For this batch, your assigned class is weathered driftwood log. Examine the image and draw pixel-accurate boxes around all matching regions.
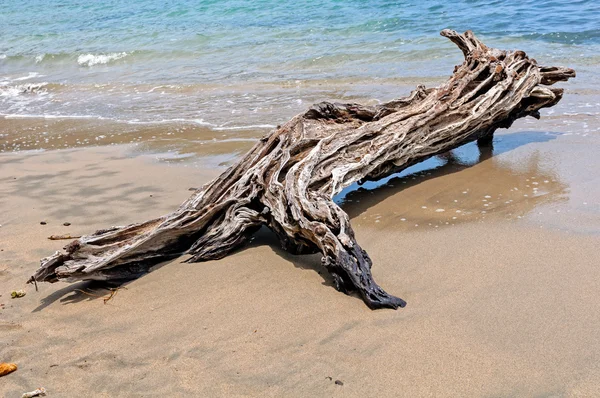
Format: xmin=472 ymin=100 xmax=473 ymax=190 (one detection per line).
xmin=30 ymin=30 xmax=575 ymax=309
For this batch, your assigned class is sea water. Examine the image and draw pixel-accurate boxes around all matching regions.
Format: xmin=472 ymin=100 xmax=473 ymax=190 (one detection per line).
xmin=1 ymin=0 xmax=599 ymax=130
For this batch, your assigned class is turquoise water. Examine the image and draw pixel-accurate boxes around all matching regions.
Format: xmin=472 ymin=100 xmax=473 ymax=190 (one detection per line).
xmin=1 ymin=0 xmax=599 ymax=128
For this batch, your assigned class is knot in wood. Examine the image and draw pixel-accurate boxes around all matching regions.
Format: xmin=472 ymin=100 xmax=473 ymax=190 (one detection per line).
xmin=65 ymin=240 xmax=81 ymax=253
xmin=314 ymin=225 xmax=328 ymax=237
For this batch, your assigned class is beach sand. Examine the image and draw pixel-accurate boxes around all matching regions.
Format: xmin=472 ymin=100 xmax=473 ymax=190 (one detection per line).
xmin=1 ymin=116 xmax=600 ymax=396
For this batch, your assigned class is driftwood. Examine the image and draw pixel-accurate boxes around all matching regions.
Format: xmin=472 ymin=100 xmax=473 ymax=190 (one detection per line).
xmin=30 ymin=30 xmax=575 ymax=309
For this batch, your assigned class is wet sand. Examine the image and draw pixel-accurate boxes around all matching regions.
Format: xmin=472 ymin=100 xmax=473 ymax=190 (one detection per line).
xmin=1 ymin=115 xmax=600 ymax=396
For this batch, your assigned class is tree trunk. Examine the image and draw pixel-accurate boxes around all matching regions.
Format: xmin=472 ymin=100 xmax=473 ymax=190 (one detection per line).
xmin=30 ymin=30 xmax=575 ymax=309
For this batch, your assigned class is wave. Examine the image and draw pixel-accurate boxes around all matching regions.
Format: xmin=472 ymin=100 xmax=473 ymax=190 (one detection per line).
xmin=12 ymin=72 xmax=44 ymax=81
xmin=0 ymin=82 xmax=48 ymax=98
xmin=0 ymin=112 xmax=276 ymax=131
xmin=77 ymin=52 xmax=129 ymax=66
xmin=0 ymin=51 xmax=130 ymax=67
xmin=1 ymin=113 xmax=100 ymax=119
xmin=125 ymin=118 xmax=275 ymax=130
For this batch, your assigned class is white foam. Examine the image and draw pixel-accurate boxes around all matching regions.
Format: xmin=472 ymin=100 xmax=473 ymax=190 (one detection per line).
xmin=0 ymin=82 xmax=48 ymax=98
xmin=125 ymin=118 xmax=218 ymax=127
xmin=1 ymin=113 xmax=99 ymax=120
xmin=193 ymin=119 xmax=214 ymax=126
xmin=77 ymin=52 xmax=128 ymax=66
xmin=213 ymin=124 xmax=276 ymax=131
xmin=13 ymin=72 xmax=43 ymax=81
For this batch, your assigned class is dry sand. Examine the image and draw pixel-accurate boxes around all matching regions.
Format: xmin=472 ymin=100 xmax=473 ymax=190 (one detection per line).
xmin=1 ymin=116 xmax=600 ymax=396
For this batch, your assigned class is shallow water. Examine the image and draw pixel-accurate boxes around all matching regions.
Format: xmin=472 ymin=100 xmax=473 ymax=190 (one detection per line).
xmin=1 ymin=0 xmax=599 ymax=128
xmin=1 ymin=0 xmax=599 ymax=233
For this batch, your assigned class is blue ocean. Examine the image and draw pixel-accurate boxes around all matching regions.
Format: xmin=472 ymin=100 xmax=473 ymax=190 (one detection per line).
xmin=1 ymin=0 xmax=598 ymax=129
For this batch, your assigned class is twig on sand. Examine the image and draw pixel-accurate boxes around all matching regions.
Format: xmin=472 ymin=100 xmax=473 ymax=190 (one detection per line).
xmin=74 ymin=287 xmax=127 ymax=304
xmin=103 ymin=287 xmax=127 ymax=304
xmin=48 ymin=234 xmax=82 ymax=240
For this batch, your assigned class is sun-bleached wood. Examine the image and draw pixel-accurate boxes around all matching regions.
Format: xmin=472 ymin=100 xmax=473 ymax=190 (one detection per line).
xmin=30 ymin=30 xmax=575 ymax=309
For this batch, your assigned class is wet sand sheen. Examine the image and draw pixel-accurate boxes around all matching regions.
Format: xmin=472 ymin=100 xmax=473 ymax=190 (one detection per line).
xmin=0 ymin=117 xmax=261 ymax=163
xmin=1 ymin=121 xmax=599 ymax=396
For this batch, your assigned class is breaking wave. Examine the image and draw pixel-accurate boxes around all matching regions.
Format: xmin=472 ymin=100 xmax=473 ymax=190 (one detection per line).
xmin=77 ymin=52 xmax=128 ymax=67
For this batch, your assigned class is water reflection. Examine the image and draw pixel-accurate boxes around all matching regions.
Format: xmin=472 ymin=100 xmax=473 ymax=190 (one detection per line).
xmin=336 ymin=132 xmax=568 ymax=229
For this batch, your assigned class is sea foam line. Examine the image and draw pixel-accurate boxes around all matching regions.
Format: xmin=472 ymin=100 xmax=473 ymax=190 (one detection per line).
xmin=0 ymin=114 xmax=275 ymax=131
xmin=213 ymin=124 xmax=276 ymax=131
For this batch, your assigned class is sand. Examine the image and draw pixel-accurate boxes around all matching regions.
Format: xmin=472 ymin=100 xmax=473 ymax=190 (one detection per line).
xmin=1 ymin=114 xmax=600 ymax=396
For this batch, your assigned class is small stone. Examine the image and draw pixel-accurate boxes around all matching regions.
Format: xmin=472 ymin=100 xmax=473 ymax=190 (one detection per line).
xmin=63 ymin=222 xmax=71 ymax=226
xmin=40 ymin=221 xmax=47 ymax=225
xmin=335 ymin=380 xmax=344 ymax=386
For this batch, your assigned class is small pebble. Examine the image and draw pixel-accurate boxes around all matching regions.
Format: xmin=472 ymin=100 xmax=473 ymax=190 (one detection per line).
xmin=40 ymin=221 xmax=47 ymax=225
xmin=63 ymin=222 xmax=71 ymax=226
xmin=335 ymin=380 xmax=344 ymax=386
